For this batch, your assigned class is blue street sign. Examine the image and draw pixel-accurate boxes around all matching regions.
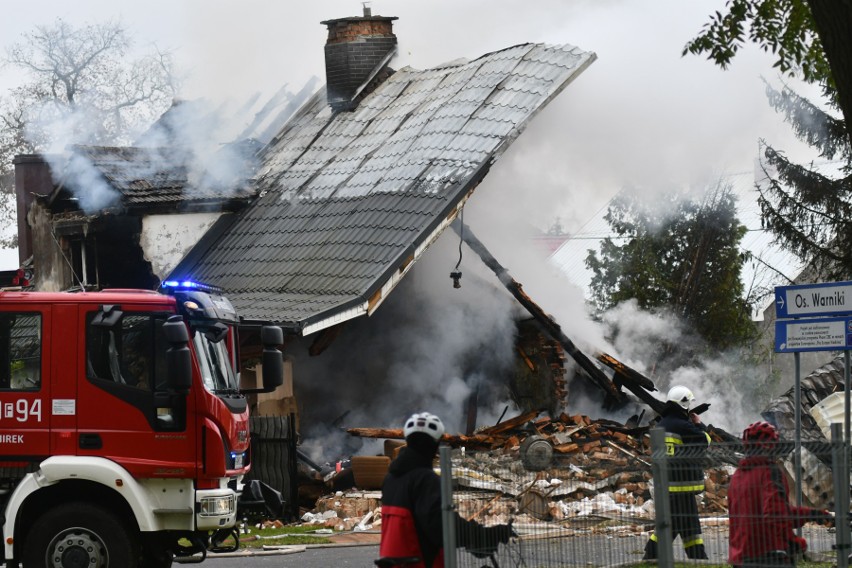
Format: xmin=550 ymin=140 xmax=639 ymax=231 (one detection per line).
xmin=775 ymin=316 xmax=852 ymax=353
xmin=775 ymin=281 xmax=852 ymax=318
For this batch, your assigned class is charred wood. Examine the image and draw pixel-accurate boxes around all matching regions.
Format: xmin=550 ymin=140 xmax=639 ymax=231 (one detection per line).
xmin=477 ymin=409 xmax=542 ymax=435
xmin=346 ymin=410 xmax=653 ymax=455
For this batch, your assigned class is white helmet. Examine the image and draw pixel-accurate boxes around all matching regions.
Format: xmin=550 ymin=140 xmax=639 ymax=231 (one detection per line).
xmin=403 ymin=412 xmax=445 ymax=441
xmin=667 ymin=385 xmax=695 ymax=410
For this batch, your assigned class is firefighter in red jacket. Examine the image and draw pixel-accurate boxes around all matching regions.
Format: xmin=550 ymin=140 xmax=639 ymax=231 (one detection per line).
xmin=379 ymin=412 xmax=513 ymax=568
xmin=644 ymin=385 xmax=711 ymax=560
xmin=728 ymin=421 xmax=833 ymax=567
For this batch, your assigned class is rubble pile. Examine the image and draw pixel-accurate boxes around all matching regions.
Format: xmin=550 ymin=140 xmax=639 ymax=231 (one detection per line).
xmin=308 ymin=491 xmax=382 ymax=531
xmin=306 ymin=410 xmax=737 ymax=535
xmin=450 ymin=444 xmax=732 ymax=527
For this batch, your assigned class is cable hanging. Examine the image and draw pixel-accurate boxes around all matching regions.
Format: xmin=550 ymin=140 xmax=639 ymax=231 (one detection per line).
xmin=450 ymin=208 xmax=463 ymax=288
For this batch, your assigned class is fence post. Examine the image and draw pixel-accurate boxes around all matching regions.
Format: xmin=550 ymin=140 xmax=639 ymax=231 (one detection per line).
xmin=832 ymin=423 xmax=850 ymax=568
xmin=440 ymin=445 xmax=458 ymax=568
xmin=650 ymin=427 xmax=674 ymax=568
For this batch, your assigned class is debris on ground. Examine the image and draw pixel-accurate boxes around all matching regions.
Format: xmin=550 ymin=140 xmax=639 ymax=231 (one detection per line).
xmin=295 ymin=410 xmax=739 ymax=536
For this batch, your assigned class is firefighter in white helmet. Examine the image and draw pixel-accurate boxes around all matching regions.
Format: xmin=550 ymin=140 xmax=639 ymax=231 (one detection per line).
xmin=378 ymin=412 xmax=513 ymax=567
xmin=644 ymin=385 xmax=711 ymax=560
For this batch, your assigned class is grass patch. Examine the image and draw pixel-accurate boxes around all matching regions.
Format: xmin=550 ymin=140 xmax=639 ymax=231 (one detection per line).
xmin=223 ymin=524 xmax=336 ymax=549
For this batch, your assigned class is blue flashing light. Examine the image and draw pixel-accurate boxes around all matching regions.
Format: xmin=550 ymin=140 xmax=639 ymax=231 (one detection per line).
xmin=163 ymin=279 xmax=199 ymax=288
xmin=160 ymin=279 xmax=221 ymax=294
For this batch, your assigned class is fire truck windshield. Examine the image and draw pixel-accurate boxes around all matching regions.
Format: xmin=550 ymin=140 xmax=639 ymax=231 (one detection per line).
xmin=192 ymin=330 xmax=238 ymax=393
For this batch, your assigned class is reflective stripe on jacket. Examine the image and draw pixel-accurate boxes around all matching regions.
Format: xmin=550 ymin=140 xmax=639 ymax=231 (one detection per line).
xmin=658 ymin=407 xmax=710 ymax=494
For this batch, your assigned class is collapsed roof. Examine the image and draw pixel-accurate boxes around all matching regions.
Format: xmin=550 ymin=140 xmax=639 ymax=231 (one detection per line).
xmin=762 ymin=354 xmax=846 ymax=441
xmin=171 ymin=42 xmax=596 ymax=332
xmin=53 ymin=145 xmax=256 ymax=214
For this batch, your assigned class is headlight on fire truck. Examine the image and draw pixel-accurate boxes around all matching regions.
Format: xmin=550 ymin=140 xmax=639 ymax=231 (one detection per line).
xmin=199 ymin=494 xmax=235 ymax=517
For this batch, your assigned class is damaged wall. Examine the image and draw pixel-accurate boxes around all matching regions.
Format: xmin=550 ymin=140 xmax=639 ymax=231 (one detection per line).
xmin=140 ymin=212 xmax=222 ymax=281
xmin=29 ymin=201 xmax=160 ymax=292
xmin=28 ymin=201 xmax=73 ymax=292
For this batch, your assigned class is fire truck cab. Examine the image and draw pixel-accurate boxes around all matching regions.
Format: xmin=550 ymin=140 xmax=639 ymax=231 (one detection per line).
xmin=0 ymin=282 xmax=283 ymax=567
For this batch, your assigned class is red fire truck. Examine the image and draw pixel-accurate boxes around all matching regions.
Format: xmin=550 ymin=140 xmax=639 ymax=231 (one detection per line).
xmin=0 ymin=281 xmax=283 ymax=567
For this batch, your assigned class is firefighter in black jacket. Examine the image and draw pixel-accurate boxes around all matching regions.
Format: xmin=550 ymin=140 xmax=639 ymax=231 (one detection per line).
xmin=379 ymin=412 xmax=513 ymax=568
xmin=643 ymin=385 xmax=711 ymax=560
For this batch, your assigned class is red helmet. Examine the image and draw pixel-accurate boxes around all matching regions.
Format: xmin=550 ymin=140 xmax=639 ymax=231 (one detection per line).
xmin=743 ymin=421 xmax=779 ymax=449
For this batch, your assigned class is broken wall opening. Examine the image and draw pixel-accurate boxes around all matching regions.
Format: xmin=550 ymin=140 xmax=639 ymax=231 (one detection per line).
xmin=28 ymin=196 xmax=158 ymax=292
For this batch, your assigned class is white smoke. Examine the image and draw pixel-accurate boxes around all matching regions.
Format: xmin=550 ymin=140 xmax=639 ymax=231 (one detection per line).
xmin=599 ymin=298 xmax=765 ymax=432
xmin=24 ymin=101 xmax=121 ymax=213
xmin=293 ymin=232 xmax=520 ymax=462
xmin=668 ymin=357 xmax=762 ymax=434
xmin=23 ymin=82 xmax=319 ymax=215
xmin=451 ymin=84 xmax=782 ymax=434
xmin=133 ymin=98 xmax=257 ymax=195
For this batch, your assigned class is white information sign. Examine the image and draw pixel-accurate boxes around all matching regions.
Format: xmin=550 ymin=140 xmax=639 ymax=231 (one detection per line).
xmin=775 ymin=317 xmax=852 ymax=353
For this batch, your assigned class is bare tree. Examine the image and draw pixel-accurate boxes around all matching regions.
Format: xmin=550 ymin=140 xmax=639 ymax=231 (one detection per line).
xmin=0 ymin=19 xmax=179 ymax=250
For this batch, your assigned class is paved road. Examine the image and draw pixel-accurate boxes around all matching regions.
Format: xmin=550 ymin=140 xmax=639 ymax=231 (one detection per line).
xmin=202 ymin=544 xmax=381 ymax=567
xmin=197 ymin=525 xmax=839 ymax=568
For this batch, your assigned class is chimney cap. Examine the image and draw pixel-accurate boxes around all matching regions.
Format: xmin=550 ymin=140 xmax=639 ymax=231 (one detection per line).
xmin=13 ymin=154 xmax=49 ymax=165
xmin=320 ymin=15 xmax=398 ymax=26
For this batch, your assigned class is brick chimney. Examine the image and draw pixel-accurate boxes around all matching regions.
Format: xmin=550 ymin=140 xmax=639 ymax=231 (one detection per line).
xmin=14 ymin=154 xmax=55 ymax=264
xmin=320 ymin=8 xmax=398 ymax=112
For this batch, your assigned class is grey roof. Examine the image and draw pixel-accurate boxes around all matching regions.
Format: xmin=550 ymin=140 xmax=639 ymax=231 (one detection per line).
xmin=65 ymin=145 xmax=255 ymax=210
xmin=172 ymin=43 xmax=595 ymax=331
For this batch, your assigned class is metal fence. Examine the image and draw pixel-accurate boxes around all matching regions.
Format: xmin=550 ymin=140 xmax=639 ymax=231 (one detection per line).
xmin=440 ymin=424 xmax=852 ymax=568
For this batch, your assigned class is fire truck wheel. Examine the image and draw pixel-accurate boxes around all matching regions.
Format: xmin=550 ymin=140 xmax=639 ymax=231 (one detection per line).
xmin=23 ymin=502 xmax=139 ymax=568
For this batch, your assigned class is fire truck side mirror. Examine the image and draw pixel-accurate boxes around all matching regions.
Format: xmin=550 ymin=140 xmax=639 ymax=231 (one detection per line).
xmin=260 ymin=325 xmax=284 ymax=393
xmin=163 ymin=317 xmax=192 ymax=394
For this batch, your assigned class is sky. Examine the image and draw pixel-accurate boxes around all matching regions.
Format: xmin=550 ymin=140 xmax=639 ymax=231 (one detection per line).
xmin=0 ymin=0 xmax=825 ymax=271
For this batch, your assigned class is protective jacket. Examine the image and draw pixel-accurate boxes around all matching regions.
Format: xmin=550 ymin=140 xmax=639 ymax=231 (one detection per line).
xmin=659 ymin=403 xmax=711 ymax=493
xmin=644 ymin=403 xmax=711 ymax=560
xmin=728 ymin=456 xmax=815 ymax=565
xmin=380 ymin=446 xmax=500 ymax=568
xmin=380 ymin=446 xmax=444 ymax=568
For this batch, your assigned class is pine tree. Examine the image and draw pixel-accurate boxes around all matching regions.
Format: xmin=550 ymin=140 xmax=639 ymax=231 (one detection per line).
xmin=686 ymin=1 xmax=852 ymax=280
xmin=758 ymin=80 xmax=852 ymax=281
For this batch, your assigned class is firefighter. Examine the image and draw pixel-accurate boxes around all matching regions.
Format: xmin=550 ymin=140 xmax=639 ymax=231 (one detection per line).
xmin=378 ymin=412 xmax=513 ymax=568
xmin=728 ymin=421 xmax=833 ymax=567
xmin=643 ymin=385 xmax=710 ymax=560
